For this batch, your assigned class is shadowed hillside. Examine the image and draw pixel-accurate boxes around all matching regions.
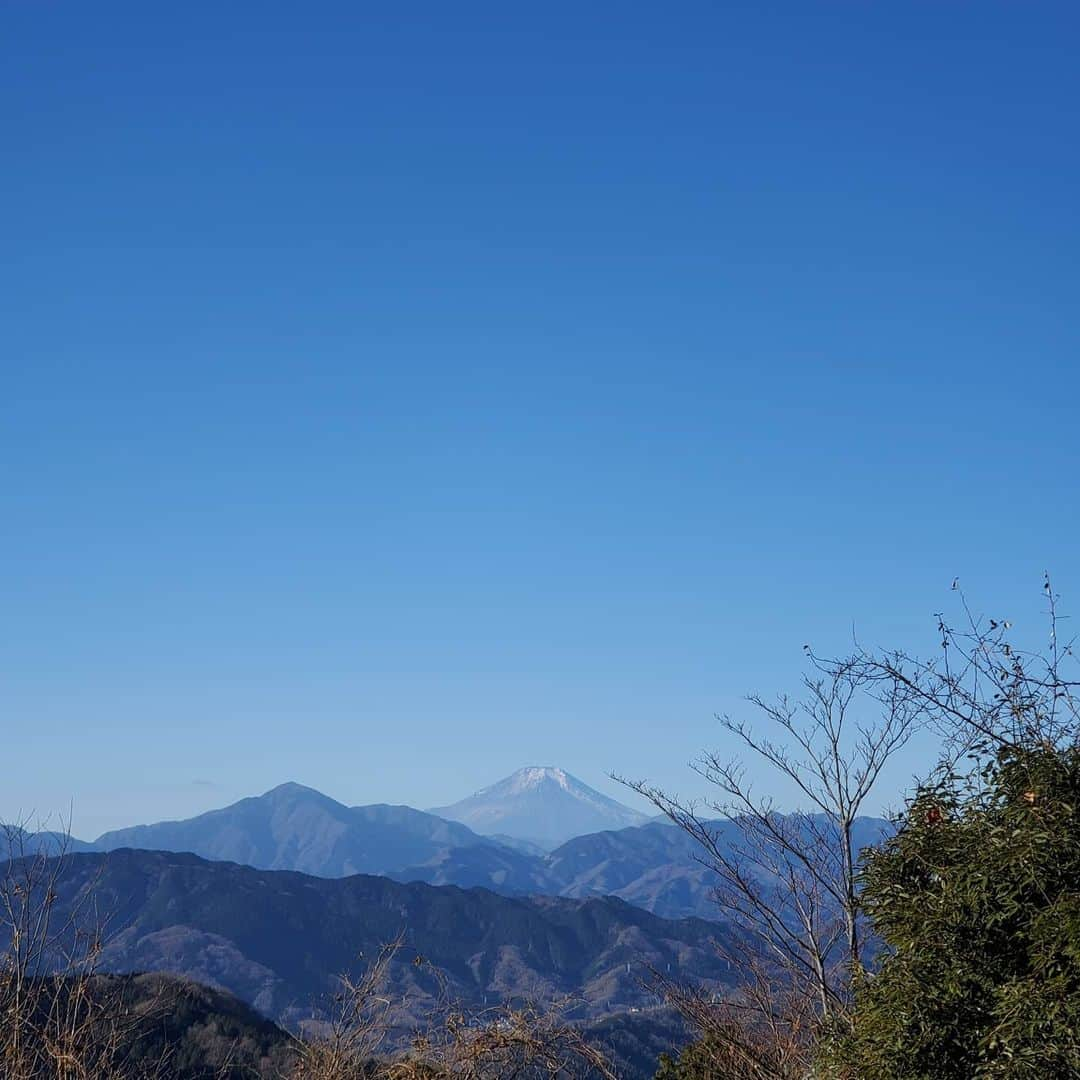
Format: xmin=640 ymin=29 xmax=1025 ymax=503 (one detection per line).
xmin=15 ymin=849 xmax=739 ymax=1034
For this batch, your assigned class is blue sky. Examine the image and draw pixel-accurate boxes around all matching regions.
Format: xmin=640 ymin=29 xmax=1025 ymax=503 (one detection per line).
xmin=3 ymin=2 xmax=1079 ymax=836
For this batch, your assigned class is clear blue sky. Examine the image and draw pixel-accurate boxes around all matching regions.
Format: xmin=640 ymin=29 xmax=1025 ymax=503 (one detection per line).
xmin=3 ymin=2 xmax=1078 ymax=837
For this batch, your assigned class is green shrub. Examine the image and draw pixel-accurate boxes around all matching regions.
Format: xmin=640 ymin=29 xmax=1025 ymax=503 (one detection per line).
xmin=819 ymin=744 xmax=1080 ymax=1079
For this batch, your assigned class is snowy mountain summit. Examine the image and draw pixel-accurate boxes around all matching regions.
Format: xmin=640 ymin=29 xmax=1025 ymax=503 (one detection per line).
xmin=429 ymin=766 xmax=650 ymax=850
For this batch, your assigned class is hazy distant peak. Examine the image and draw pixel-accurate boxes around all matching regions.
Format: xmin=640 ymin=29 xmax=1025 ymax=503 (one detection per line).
xmin=92 ymin=782 xmax=487 ymax=878
xmin=430 ymin=766 xmax=649 ymax=850
xmin=482 ymin=766 xmax=572 ymax=795
xmin=259 ymin=781 xmax=329 ymax=801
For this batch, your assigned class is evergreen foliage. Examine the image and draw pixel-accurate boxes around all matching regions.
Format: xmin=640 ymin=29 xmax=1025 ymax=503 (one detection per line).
xmin=820 ymin=744 xmax=1080 ymax=1079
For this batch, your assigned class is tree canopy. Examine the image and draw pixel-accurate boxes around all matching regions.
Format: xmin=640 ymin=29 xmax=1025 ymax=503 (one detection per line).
xmin=820 ymin=743 xmax=1080 ymax=1079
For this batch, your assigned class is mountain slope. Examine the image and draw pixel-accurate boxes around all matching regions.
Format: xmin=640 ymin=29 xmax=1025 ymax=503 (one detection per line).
xmin=78 ymin=973 xmax=296 ymax=1078
xmin=430 ymin=767 xmax=650 ymax=849
xmin=549 ymin=815 xmax=892 ymax=919
xmin=94 ymin=782 xmax=503 ymax=878
xmin=547 ymin=820 xmax=724 ymax=919
xmin=398 ymin=812 xmax=894 ymax=921
xmin=390 ymin=840 xmax=560 ymax=893
xmin=24 ymin=849 xmax=738 ymax=1030
xmin=389 ymin=819 xmax=722 ymax=918
xmin=3 ymin=827 xmax=98 ymax=858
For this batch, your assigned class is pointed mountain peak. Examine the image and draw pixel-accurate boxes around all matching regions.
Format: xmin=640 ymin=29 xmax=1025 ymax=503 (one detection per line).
xmin=430 ymin=767 xmax=649 ymax=850
xmin=260 ymin=781 xmax=324 ymax=800
xmin=487 ymin=767 xmax=573 ymax=794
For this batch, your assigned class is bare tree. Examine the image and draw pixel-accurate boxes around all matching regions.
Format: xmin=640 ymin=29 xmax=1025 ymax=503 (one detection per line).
xmin=291 ymin=938 xmax=406 ymax=1079
xmin=293 ymin=940 xmax=616 ymax=1080
xmin=619 ymin=656 xmax=921 ymax=1076
xmin=398 ymin=999 xmax=618 ymax=1080
xmin=651 ymin=962 xmax=817 ymax=1080
xmin=0 ymin=823 xmax=180 ymax=1079
xmin=829 ymin=574 xmax=1080 ymax=758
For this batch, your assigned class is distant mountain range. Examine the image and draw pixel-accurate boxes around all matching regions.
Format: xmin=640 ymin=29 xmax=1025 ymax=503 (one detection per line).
xmin=429 ymin=767 xmax=650 ymax=849
xmin=17 ymin=849 xmax=738 ymax=1034
xmin=10 ymin=769 xmax=891 ymax=922
xmin=4 ymin=772 xmax=893 ymax=1078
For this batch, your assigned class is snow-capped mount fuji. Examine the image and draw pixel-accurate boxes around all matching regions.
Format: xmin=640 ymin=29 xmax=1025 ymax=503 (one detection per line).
xmin=428 ymin=766 xmax=651 ymax=850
